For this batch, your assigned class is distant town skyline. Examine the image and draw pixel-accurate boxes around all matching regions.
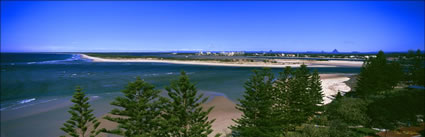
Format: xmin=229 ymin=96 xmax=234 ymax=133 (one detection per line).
xmin=1 ymin=1 xmax=424 ymax=52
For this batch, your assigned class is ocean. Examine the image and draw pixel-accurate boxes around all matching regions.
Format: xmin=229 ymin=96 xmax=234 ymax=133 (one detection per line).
xmin=0 ymin=53 xmax=361 ymax=137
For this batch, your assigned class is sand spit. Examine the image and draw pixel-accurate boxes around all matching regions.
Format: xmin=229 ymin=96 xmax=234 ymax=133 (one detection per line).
xmin=81 ymin=54 xmax=363 ymax=68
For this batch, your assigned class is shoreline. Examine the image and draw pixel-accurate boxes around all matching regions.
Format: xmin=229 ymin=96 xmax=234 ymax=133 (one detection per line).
xmin=80 ymin=54 xmax=363 ymax=68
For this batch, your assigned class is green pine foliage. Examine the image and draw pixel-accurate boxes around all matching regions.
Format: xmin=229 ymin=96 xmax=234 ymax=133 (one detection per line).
xmin=325 ymin=97 xmax=370 ymax=126
xmin=102 ymin=77 xmax=168 ymax=137
xmin=231 ymin=68 xmax=280 ymax=137
xmin=163 ymin=71 xmax=215 ymax=137
xmin=366 ymin=89 xmax=425 ymax=130
xmin=280 ymin=66 xmax=309 ymax=132
xmin=232 ymin=65 xmax=324 ymax=136
xmin=278 ymin=65 xmax=323 ymax=131
xmin=287 ymin=125 xmax=330 ymax=137
xmin=355 ymin=50 xmax=403 ymax=97
xmin=406 ymin=49 xmax=425 ymax=86
xmin=306 ymin=69 xmax=324 ymax=117
xmin=61 ymin=87 xmax=101 ymax=137
xmin=273 ymin=67 xmax=293 ymax=134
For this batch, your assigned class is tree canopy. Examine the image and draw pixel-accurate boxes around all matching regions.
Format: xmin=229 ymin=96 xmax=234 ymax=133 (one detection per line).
xmin=163 ymin=71 xmax=215 ymax=137
xmin=232 ymin=65 xmax=324 ymax=136
xmin=231 ymin=68 xmax=279 ymax=137
xmin=102 ymin=77 xmax=168 ymax=137
xmin=356 ymin=50 xmax=403 ymax=97
xmin=61 ymin=87 xmax=101 ymax=137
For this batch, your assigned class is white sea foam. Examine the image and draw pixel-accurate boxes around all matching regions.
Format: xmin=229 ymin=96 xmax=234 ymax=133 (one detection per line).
xmin=26 ymin=54 xmax=84 ymax=64
xmin=144 ymin=73 xmax=159 ymax=76
xmin=0 ymin=106 xmax=11 ymax=111
xmin=0 ymin=98 xmax=60 ymax=111
xmin=18 ymin=98 xmax=36 ymax=104
xmin=38 ymin=98 xmax=57 ymax=104
xmin=13 ymin=98 xmax=57 ymax=110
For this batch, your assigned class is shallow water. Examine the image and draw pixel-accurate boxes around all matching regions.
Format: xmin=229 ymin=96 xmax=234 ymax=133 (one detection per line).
xmin=0 ymin=53 xmax=361 ymax=137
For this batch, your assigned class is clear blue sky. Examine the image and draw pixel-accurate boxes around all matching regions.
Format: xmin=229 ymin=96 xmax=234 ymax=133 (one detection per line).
xmin=1 ymin=1 xmax=424 ymax=52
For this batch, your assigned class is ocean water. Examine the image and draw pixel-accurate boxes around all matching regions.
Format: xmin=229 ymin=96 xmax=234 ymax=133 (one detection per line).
xmin=0 ymin=53 xmax=361 ymax=137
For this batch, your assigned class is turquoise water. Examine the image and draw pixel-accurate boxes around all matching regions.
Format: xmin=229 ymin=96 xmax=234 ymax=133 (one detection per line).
xmin=0 ymin=53 xmax=361 ymax=137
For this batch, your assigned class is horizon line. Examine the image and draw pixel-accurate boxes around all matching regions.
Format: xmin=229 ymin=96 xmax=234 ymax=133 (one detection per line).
xmin=1 ymin=49 xmax=423 ymax=54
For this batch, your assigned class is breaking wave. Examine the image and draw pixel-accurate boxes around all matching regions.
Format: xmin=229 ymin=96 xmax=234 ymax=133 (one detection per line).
xmin=18 ymin=98 xmax=36 ymax=104
xmin=0 ymin=98 xmax=58 ymax=111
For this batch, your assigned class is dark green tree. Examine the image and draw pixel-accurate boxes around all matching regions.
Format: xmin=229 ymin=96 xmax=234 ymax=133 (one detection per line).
xmin=325 ymin=97 xmax=370 ymax=126
xmin=285 ymin=65 xmax=311 ymax=131
xmin=232 ymin=65 xmax=324 ymax=136
xmin=61 ymin=87 xmax=101 ymax=137
xmin=287 ymin=124 xmax=330 ymax=137
xmin=355 ymin=50 xmax=403 ymax=97
xmin=283 ymin=65 xmax=324 ymax=131
xmin=367 ymin=89 xmax=425 ymax=130
xmin=303 ymin=96 xmax=372 ymax=137
xmin=164 ymin=71 xmax=215 ymax=137
xmin=231 ymin=68 xmax=280 ymax=137
xmin=308 ymin=70 xmax=324 ymax=114
xmin=103 ymin=77 xmax=168 ymax=137
xmin=273 ymin=67 xmax=293 ymax=134
xmin=407 ymin=49 xmax=425 ymax=86
xmin=386 ymin=61 xmax=404 ymax=88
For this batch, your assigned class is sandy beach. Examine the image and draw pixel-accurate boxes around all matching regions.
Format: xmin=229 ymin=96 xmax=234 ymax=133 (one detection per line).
xmin=94 ymin=74 xmax=351 ymax=137
xmin=319 ymin=74 xmax=353 ymax=104
xmin=81 ymin=54 xmax=363 ymax=68
xmin=201 ymin=96 xmax=242 ymax=136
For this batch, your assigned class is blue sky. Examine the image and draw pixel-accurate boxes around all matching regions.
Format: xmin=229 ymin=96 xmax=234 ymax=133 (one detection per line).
xmin=1 ymin=1 xmax=424 ymax=52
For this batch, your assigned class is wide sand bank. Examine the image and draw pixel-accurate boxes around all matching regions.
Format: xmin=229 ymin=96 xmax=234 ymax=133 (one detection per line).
xmin=81 ymin=54 xmax=363 ymax=68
